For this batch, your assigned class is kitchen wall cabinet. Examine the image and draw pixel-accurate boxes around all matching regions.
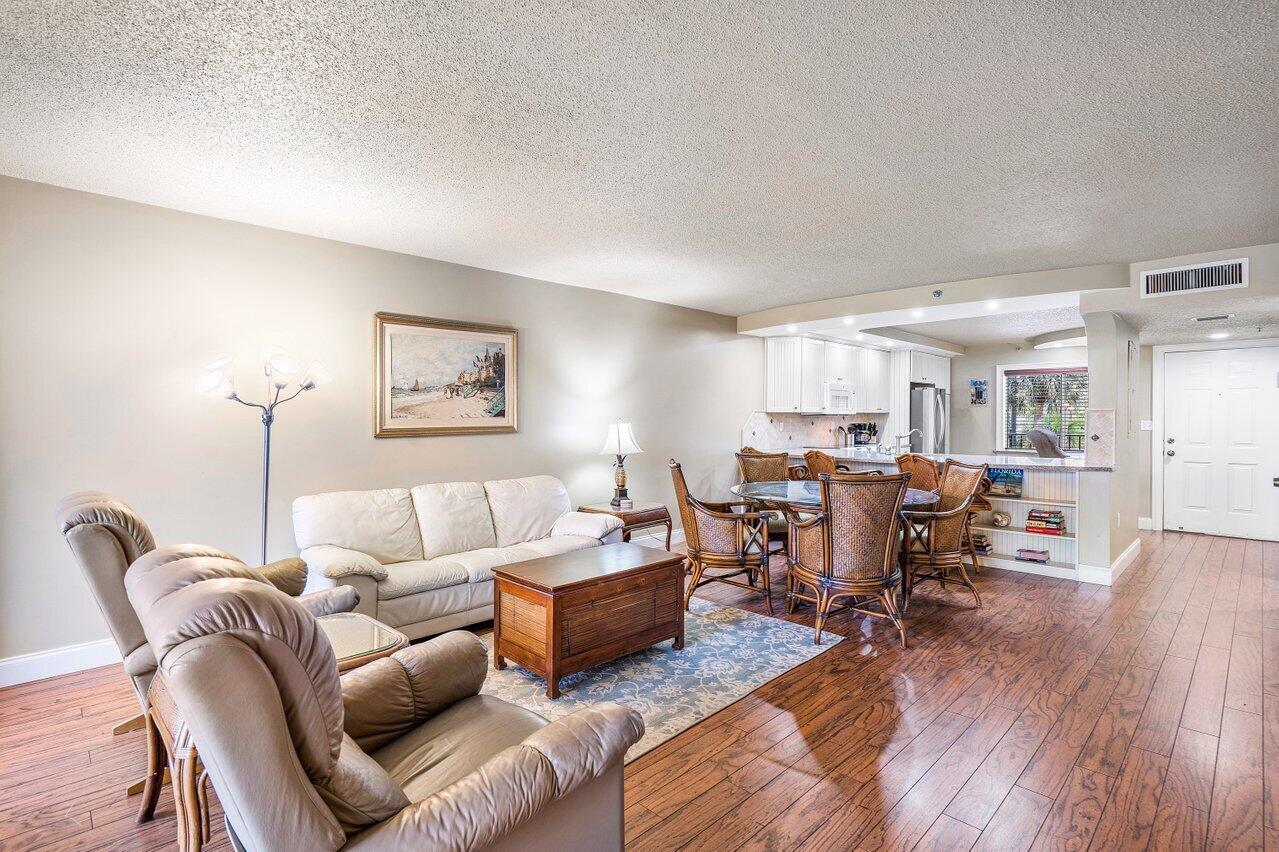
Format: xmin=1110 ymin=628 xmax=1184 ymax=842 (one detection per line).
xmin=910 ymin=351 xmax=951 ymax=390
xmin=765 ymin=336 xmax=830 ymax=413
xmin=858 ymin=347 xmax=890 ymax=412
xmin=823 ymin=341 xmax=855 ymax=384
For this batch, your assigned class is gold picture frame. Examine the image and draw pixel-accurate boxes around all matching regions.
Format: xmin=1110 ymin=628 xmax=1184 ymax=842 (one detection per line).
xmin=374 ymin=312 xmax=518 ymax=437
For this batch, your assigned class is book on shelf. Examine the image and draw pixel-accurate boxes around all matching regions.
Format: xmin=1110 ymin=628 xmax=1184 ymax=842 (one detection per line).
xmin=988 ymin=467 xmax=1024 ymax=497
xmin=1015 ymin=547 xmax=1051 ymax=564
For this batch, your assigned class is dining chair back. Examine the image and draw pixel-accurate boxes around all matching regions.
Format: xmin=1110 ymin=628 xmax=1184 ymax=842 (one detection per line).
xmin=786 ymin=472 xmax=911 ymax=646
xmin=894 ymin=454 xmax=940 ymax=491
xmin=736 ymin=450 xmax=790 ymax=483
xmin=803 ymin=450 xmax=840 ymax=479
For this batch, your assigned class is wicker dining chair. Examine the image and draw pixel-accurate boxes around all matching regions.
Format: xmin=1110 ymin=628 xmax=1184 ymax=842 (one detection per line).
xmin=803 ymin=450 xmax=849 ymax=479
xmin=671 ymin=460 xmax=774 ymax=614
xmin=736 ymin=449 xmax=795 ymax=555
xmin=901 ymin=460 xmax=987 ymax=609
xmin=894 ymin=453 xmax=940 ymax=491
xmin=785 ymin=472 xmax=911 ymax=646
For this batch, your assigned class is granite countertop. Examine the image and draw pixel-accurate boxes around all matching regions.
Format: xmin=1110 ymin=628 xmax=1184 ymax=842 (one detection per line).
xmin=770 ymin=446 xmax=1113 ymax=473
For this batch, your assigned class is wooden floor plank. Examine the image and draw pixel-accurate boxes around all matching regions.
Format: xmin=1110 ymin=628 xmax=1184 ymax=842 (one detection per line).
xmin=1182 ymin=644 xmax=1232 ymax=736
xmin=970 ymin=785 xmax=1052 ymax=852
xmin=1129 ymin=655 xmax=1197 ymax=756
xmin=1208 ymin=706 xmax=1265 ymax=851
xmin=1088 ymin=746 xmax=1170 ymax=850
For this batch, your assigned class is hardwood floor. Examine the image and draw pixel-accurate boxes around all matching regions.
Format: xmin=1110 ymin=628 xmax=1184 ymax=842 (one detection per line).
xmin=3 ymin=529 xmax=1275 ymax=850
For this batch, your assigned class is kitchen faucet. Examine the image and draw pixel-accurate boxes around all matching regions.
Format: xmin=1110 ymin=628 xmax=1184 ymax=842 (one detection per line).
xmin=893 ymin=429 xmax=922 ymax=455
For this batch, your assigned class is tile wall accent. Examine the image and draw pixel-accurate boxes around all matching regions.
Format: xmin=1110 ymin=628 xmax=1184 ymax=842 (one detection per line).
xmin=740 ymin=411 xmax=887 ymax=450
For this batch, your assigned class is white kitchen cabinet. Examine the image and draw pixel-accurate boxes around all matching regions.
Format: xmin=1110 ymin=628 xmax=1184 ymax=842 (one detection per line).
xmin=822 ymin=341 xmax=855 ymax=383
xmin=765 ymin=337 xmax=801 ymax=412
xmin=800 ymin=337 xmax=826 ymax=413
xmin=909 ymin=351 xmax=951 ymax=389
xmin=765 ymin=336 xmax=829 ymax=413
xmin=858 ymin=347 xmax=890 ymax=412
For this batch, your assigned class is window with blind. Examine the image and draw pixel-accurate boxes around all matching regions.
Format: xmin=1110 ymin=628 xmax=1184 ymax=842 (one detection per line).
xmin=998 ymin=365 xmax=1089 ymax=453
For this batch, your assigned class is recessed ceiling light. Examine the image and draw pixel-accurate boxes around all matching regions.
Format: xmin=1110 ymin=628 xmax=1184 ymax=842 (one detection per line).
xmin=786 ymin=324 xmax=797 ymax=332
xmin=854 ymin=333 xmax=864 ymax=341
xmin=883 ymin=339 xmax=894 ymax=346
xmin=1209 ymin=331 xmax=1231 ymax=340
xmin=843 ymin=316 xmax=854 ymax=325
xmin=911 ymin=309 xmax=924 ymax=318
xmin=986 ymin=300 xmax=1000 ymax=310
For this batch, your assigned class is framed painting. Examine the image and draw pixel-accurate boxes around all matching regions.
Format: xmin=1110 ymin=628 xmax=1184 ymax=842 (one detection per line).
xmin=374 ymin=312 xmax=517 ymax=437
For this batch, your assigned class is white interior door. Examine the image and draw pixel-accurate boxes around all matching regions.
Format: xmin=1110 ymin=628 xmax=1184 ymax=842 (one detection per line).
xmin=1163 ymin=346 xmax=1279 ymax=540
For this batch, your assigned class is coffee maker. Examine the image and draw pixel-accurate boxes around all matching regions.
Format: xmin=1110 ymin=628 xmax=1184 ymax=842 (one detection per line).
xmin=851 ymin=422 xmax=877 ymax=446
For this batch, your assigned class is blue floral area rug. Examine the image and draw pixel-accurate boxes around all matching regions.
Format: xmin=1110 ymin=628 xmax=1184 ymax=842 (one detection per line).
xmin=478 ymin=598 xmax=842 ymax=761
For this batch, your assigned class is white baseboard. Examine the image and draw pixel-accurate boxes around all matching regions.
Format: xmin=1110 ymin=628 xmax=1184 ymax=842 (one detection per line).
xmin=1078 ymin=536 xmax=1142 ymax=587
xmin=629 ymin=528 xmax=686 ymax=548
xmin=0 ymin=638 xmax=120 ymax=688
xmin=1138 ymin=517 xmax=1154 ymax=530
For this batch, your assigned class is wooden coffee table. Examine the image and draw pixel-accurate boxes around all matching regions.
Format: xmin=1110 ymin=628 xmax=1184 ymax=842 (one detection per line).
xmin=492 ymin=542 xmax=685 ymax=698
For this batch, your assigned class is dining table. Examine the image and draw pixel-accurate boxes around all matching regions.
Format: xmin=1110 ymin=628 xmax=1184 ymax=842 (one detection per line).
xmin=729 ymin=479 xmax=941 ymax=609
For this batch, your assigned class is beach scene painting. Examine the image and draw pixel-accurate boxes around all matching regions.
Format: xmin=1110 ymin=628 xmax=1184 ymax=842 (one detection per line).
xmin=375 ymin=313 xmax=517 ymax=437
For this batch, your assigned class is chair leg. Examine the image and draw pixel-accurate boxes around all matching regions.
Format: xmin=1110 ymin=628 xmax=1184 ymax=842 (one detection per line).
xmin=760 ymin=560 xmax=774 ymax=615
xmin=785 ymin=572 xmax=798 ymax=615
xmin=967 ymin=540 xmax=983 ymax=573
xmin=136 ymin=712 xmax=164 ymax=824
xmin=683 ymin=561 xmax=705 ymax=611
xmin=882 ymin=591 xmax=908 ymax=649
xmin=956 ymin=560 xmax=982 ymax=609
xmin=813 ymin=589 xmax=829 ymax=645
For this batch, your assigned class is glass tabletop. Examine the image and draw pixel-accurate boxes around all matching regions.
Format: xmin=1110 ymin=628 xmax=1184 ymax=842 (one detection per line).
xmin=318 ymin=612 xmax=406 ymax=665
xmin=730 ymin=480 xmax=939 ymax=510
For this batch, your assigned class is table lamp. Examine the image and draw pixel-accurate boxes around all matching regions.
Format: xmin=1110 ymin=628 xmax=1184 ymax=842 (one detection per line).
xmin=599 ymin=421 xmax=643 ymax=508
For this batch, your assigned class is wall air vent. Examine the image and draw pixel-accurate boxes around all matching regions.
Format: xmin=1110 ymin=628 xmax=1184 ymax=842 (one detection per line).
xmin=1141 ymin=258 xmax=1247 ymax=298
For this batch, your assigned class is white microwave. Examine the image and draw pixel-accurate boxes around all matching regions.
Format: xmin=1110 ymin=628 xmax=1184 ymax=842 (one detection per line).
xmin=823 ymin=381 xmax=854 ymax=414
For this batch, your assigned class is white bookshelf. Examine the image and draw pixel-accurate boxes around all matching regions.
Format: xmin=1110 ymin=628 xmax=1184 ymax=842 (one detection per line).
xmin=972 ymin=469 xmax=1078 ymax=579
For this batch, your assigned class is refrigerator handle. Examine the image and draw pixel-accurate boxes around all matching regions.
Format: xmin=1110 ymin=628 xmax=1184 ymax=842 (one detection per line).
xmin=934 ymin=391 xmax=947 ymax=453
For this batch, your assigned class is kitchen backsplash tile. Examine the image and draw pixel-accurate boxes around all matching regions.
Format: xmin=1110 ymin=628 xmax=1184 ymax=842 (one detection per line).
xmin=741 ymin=411 xmax=886 ymax=450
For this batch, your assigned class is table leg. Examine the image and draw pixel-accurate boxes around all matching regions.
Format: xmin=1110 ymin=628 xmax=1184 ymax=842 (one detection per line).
xmin=546 ymin=664 xmax=561 ymax=700
xmin=899 ymin=520 xmax=912 ymax=612
xmin=494 ymin=652 xmax=506 ymax=670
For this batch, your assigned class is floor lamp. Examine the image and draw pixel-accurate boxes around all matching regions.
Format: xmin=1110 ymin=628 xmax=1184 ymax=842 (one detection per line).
xmin=200 ymin=347 xmax=331 ymax=563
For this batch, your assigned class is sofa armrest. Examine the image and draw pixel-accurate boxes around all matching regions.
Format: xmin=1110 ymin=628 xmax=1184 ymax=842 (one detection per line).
xmin=549 ymin=511 xmax=624 ymax=541
xmin=256 ymin=556 xmax=309 ymax=596
xmin=300 ymin=545 xmax=387 ymax=581
xmin=341 ymin=632 xmax=487 ymax=750
xmin=345 ymin=702 xmax=643 ymax=852
xmin=297 ymin=586 xmax=361 ymax=618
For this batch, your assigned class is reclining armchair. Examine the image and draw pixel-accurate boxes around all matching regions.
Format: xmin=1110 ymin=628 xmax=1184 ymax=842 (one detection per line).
xmin=126 ymin=548 xmax=644 ymax=851
xmin=55 ymin=491 xmax=359 ymax=812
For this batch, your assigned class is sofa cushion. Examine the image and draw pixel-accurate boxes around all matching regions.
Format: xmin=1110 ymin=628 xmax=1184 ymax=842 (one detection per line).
xmin=508 ymin=535 xmax=600 ymax=560
xmin=410 ymin=482 xmax=497 ymax=559
xmin=426 ymin=547 xmax=519 ymax=585
xmin=372 ymin=694 xmax=547 ymax=803
xmin=294 ymin=489 xmax=423 ymax=564
xmin=484 ymin=476 xmax=572 ymax=547
xmin=377 ymin=581 xmax=493 ymax=631
xmin=377 ymin=560 xmax=470 ymax=601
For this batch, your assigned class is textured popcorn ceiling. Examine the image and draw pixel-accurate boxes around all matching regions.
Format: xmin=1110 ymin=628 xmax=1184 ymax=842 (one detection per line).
xmin=1 ymin=1 xmax=1276 ymax=316
xmin=899 ymin=306 xmax=1085 ymax=346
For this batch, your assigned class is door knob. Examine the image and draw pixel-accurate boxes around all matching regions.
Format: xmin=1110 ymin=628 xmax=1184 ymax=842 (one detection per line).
xmin=1166 ymin=450 xmax=1176 ymax=457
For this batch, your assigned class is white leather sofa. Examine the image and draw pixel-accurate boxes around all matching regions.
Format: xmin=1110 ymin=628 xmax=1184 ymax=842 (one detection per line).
xmin=294 ymin=475 xmax=624 ymax=639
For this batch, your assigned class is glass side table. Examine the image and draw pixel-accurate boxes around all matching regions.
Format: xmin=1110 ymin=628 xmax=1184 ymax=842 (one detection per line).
xmin=318 ymin=612 xmax=410 ymax=672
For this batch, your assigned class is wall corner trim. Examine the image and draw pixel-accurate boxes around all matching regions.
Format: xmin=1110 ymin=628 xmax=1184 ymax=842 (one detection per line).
xmin=0 ymin=638 xmax=120 ymax=688
xmin=1138 ymin=517 xmax=1154 ymax=530
xmin=1077 ymin=536 xmax=1142 ymax=587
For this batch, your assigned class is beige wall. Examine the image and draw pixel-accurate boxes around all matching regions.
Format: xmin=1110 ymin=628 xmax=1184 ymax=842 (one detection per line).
xmin=948 ymin=343 xmax=1089 ymax=455
xmin=0 ymin=177 xmax=762 ymax=659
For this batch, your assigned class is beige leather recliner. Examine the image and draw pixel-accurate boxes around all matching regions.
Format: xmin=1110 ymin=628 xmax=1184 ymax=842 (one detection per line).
xmin=55 ymin=492 xmax=360 ymax=712
xmin=126 ymin=547 xmax=644 ymax=851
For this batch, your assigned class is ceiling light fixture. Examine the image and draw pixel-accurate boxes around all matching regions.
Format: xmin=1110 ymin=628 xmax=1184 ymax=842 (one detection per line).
xmin=986 ymin=300 xmax=1000 ymax=310
xmin=843 ymin=316 xmax=854 ymax=325
xmin=854 ymin=333 xmax=864 ymax=341
xmin=786 ymin=324 xmax=797 ymax=332
xmin=911 ymin=309 xmax=924 ymax=318
xmin=1209 ymin=331 xmax=1231 ymax=340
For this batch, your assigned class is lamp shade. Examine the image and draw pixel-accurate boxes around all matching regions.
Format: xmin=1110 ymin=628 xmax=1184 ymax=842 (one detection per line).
xmin=599 ymin=422 xmax=643 ymax=456
xmin=300 ymin=361 xmax=332 ymax=390
xmin=198 ymin=370 xmax=235 ymax=399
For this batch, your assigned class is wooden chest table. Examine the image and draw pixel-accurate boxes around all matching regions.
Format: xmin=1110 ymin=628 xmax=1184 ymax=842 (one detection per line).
xmin=492 ymin=542 xmax=685 ymax=698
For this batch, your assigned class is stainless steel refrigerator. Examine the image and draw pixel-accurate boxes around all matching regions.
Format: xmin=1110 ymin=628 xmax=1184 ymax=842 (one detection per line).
xmin=909 ymin=384 xmax=949 ymax=454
